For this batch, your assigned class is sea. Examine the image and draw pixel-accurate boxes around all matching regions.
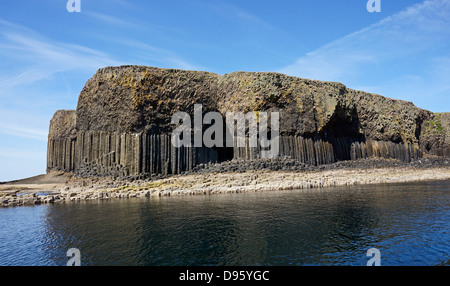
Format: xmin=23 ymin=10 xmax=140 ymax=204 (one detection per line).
xmin=0 ymin=180 xmax=448 ymax=266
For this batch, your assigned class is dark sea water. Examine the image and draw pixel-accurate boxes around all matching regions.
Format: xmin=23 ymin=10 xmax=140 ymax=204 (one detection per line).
xmin=0 ymin=180 xmax=448 ymax=266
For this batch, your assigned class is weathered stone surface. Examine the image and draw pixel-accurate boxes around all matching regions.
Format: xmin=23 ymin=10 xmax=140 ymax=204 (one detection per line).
xmin=48 ymin=110 xmax=77 ymax=140
xmin=47 ymin=110 xmax=77 ymax=172
xmin=76 ymin=66 xmax=219 ymax=134
xmin=47 ymin=65 xmax=449 ymax=178
xmin=441 ymin=113 xmax=450 ymax=145
xmin=420 ymin=112 xmax=450 ymax=156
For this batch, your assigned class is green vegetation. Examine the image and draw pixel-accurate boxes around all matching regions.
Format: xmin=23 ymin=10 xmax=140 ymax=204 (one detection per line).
xmin=425 ymin=114 xmax=445 ymax=135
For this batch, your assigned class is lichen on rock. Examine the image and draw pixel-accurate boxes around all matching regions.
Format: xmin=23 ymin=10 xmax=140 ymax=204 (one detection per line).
xmin=47 ymin=65 xmax=449 ymax=179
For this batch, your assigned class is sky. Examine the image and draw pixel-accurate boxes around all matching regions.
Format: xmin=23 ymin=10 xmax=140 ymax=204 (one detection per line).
xmin=0 ymin=0 xmax=449 ymax=181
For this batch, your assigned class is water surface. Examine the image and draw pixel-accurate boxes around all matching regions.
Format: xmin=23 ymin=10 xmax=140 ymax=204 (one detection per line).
xmin=0 ymin=180 xmax=448 ymax=266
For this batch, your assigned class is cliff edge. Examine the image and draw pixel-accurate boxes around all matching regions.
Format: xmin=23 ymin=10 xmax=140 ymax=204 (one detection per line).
xmin=47 ymin=65 xmax=449 ymax=179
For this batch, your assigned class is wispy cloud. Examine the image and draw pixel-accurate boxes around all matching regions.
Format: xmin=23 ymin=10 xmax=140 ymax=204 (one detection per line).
xmin=0 ymin=149 xmax=46 ymax=160
xmin=0 ymin=14 xmax=120 ymax=179
xmin=0 ymin=122 xmax=47 ymax=142
xmin=0 ymin=19 xmax=123 ymax=93
xmin=0 ymin=106 xmax=51 ymax=142
xmin=85 ymin=11 xmax=142 ymax=29
xmin=204 ymin=0 xmax=277 ymax=31
xmin=279 ymin=0 xmax=450 ymax=80
xmin=0 ymin=15 xmax=201 ymax=155
xmin=0 ymin=68 xmax=48 ymax=91
xmin=0 ymin=13 xmax=202 ymax=180
xmin=123 ymin=40 xmax=202 ymax=71
xmin=277 ymin=0 xmax=450 ymax=111
xmin=0 ymin=18 xmax=123 ymax=171
xmin=93 ymin=35 xmax=202 ymax=71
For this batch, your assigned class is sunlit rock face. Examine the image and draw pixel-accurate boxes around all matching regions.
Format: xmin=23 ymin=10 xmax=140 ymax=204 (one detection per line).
xmin=47 ymin=65 xmax=448 ymax=178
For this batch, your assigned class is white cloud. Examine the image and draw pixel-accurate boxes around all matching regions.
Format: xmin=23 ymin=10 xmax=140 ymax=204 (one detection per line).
xmin=280 ymin=0 xmax=449 ymax=79
xmin=93 ymin=36 xmax=202 ymax=71
xmin=85 ymin=11 xmax=142 ymax=29
xmin=0 ymin=149 xmax=46 ymax=160
xmin=277 ymin=0 xmax=450 ymax=112
xmin=0 ymin=20 xmax=123 ymax=94
xmin=0 ymin=16 xmax=204 ymax=181
xmin=0 ymin=122 xmax=47 ymax=142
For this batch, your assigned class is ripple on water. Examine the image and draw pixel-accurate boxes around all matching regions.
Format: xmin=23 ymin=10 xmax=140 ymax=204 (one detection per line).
xmin=0 ymin=180 xmax=448 ymax=266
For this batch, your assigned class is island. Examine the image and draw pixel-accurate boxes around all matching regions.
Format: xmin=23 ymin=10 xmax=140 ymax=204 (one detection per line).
xmin=1 ymin=65 xmax=449 ymax=207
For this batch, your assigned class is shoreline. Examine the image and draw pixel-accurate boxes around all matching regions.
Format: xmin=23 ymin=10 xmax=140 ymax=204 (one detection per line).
xmin=1 ymin=158 xmax=449 ymax=207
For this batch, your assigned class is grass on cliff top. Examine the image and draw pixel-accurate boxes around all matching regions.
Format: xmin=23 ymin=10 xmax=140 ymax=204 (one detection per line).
xmin=425 ymin=115 xmax=445 ymax=135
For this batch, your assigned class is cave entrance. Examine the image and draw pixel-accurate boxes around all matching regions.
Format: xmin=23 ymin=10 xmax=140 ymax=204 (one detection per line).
xmin=217 ymin=117 xmax=234 ymax=162
xmin=320 ymin=105 xmax=365 ymax=161
xmin=217 ymin=146 xmax=234 ymax=162
xmin=200 ymin=116 xmax=235 ymax=163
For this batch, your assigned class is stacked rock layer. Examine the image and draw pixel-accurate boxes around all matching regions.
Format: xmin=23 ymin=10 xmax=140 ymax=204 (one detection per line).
xmin=47 ymin=66 xmax=449 ymax=178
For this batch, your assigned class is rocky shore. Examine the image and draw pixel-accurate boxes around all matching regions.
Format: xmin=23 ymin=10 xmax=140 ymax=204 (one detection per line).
xmin=47 ymin=66 xmax=450 ymax=180
xmin=1 ymin=157 xmax=449 ymax=208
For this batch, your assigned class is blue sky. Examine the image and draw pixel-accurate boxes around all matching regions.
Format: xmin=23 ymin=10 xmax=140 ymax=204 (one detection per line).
xmin=0 ymin=0 xmax=449 ymax=181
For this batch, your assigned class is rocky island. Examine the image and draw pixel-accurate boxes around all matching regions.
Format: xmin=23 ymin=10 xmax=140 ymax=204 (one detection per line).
xmin=1 ymin=65 xmax=449 ymax=207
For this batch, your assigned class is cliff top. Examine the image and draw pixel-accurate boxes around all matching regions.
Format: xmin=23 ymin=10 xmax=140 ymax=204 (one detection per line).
xmin=49 ymin=65 xmax=447 ymax=153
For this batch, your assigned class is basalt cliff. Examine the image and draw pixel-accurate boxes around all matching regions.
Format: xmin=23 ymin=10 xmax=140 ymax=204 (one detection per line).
xmin=47 ymin=65 xmax=449 ymax=179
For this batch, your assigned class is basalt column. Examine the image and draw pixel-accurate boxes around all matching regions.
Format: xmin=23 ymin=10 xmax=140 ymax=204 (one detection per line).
xmin=73 ymin=131 xmax=219 ymax=178
xmin=47 ymin=110 xmax=77 ymax=172
xmin=46 ymin=65 xmax=447 ymax=179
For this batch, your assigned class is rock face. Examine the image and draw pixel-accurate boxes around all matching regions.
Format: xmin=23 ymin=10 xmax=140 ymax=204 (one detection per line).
xmin=47 ymin=110 xmax=77 ymax=172
xmin=47 ymin=65 xmax=449 ymax=178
